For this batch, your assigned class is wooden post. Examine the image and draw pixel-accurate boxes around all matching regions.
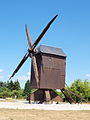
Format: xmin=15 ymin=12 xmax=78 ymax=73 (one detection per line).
xmin=44 ymin=90 xmax=51 ymax=102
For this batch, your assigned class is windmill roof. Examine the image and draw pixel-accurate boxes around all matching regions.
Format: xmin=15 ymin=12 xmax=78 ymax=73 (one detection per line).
xmin=37 ymin=45 xmax=66 ymax=57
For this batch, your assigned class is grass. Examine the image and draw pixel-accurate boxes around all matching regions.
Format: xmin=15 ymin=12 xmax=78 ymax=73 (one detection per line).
xmin=0 ymin=109 xmax=90 ymax=120
xmin=0 ymin=98 xmax=26 ymax=102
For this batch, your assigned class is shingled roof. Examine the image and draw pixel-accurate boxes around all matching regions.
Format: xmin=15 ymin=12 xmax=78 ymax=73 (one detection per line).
xmin=37 ymin=45 xmax=66 ymax=57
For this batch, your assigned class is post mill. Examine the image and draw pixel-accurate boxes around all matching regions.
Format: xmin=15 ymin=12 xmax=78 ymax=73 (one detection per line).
xmin=10 ymin=15 xmax=87 ymax=103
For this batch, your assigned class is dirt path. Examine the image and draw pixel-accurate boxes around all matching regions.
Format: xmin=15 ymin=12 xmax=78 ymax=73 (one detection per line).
xmin=0 ymin=101 xmax=90 ymax=110
xmin=0 ymin=109 xmax=90 ymax=120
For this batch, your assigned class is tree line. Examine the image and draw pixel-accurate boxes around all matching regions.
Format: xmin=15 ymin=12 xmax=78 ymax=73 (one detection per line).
xmin=0 ymin=80 xmax=23 ymax=99
xmin=0 ymin=80 xmax=35 ymax=99
xmin=0 ymin=79 xmax=90 ymax=102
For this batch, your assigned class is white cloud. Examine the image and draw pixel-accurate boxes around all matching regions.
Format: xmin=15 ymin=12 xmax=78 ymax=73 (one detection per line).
xmin=27 ymin=72 xmax=31 ymax=76
xmin=16 ymin=75 xmax=30 ymax=81
xmin=0 ymin=75 xmax=4 ymax=79
xmin=0 ymin=69 xmax=3 ymax=73
xmin=86 ymin=74 xmax=90 ymax=77
xmin=8 ymin=72 xmax=31 ymax=81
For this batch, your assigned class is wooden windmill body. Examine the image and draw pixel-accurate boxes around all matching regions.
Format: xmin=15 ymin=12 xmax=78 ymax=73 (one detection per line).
xmin=30 ymin=45 xmax=66 ymax=89
xmin=29 ymin=45 xmax=66 ymax=102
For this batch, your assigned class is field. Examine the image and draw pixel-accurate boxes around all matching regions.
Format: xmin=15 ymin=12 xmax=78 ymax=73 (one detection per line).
xmin=0 ymin=109 xmax=90 ymax=120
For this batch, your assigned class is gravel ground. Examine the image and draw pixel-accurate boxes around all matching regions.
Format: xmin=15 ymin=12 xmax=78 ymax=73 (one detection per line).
xmin=0 ymin=101 xmax=90 ymax=110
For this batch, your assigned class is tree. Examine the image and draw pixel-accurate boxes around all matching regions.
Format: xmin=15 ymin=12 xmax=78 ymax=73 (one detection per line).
xmin=23 ymin=80 xmax=32 ymax=97
xmin=0 ymin=87 xmax=11 ymax=98
xmin=0 ymin=81 xmax=7 ymax=88
xmin=7 ymin=80 xmax=14 ymax=91
xmin=11 ymin=90 xmax=23 ymax=98
xmin=0 ymin=80 xmax=22 ymax=99
xmin=13 ymin=80 xmax=21 ymax=91
xmin=69 ymin=79 xmax=90 ymax=102
xmin=0 ymin=81 xmax=4 ymax=87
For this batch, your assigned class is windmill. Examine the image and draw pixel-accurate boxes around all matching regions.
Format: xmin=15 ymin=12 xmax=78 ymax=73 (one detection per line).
xmin=10 ymin=15 xmax=64 ymax=102
xmin=10 ymin=15 xmax=88 ymax=104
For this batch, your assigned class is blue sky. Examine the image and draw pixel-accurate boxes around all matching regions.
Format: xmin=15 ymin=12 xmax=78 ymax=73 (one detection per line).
xmin=0 ymin=0 xmax=90 ymax=88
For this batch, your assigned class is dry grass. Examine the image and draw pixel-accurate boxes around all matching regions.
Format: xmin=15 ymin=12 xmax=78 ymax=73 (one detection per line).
xmin=0 ymin=99 xmax=25 ymax=102
xmin=0 ymin=109 xmax=90 ymax=120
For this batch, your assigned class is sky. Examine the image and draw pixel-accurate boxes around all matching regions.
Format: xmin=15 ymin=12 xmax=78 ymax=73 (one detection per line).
xmin=0 ymin=0 xmax=90 ymax=88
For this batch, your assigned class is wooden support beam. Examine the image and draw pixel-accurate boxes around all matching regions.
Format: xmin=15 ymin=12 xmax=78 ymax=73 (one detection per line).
xmin=44 ymin=90 xmax=51 ymax=102
xmin=61 ymin=88 xmax=75 ymax=104
xmin=64 ymin=88 xmax=88 ymax=103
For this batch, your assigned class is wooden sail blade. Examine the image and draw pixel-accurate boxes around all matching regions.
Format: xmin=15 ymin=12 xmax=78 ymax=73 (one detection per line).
xmin=25 ymin=24 xmax=39 ymax=86
xmin=9 ymin=52 xmax=29 ymax=79
xmin=32 ymin=15 xmax=58 ymax=50
xmin=25 ymin=24 xmax=32 ymax=48
xmin=31 ymin=55 xmax=39 ymax=87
